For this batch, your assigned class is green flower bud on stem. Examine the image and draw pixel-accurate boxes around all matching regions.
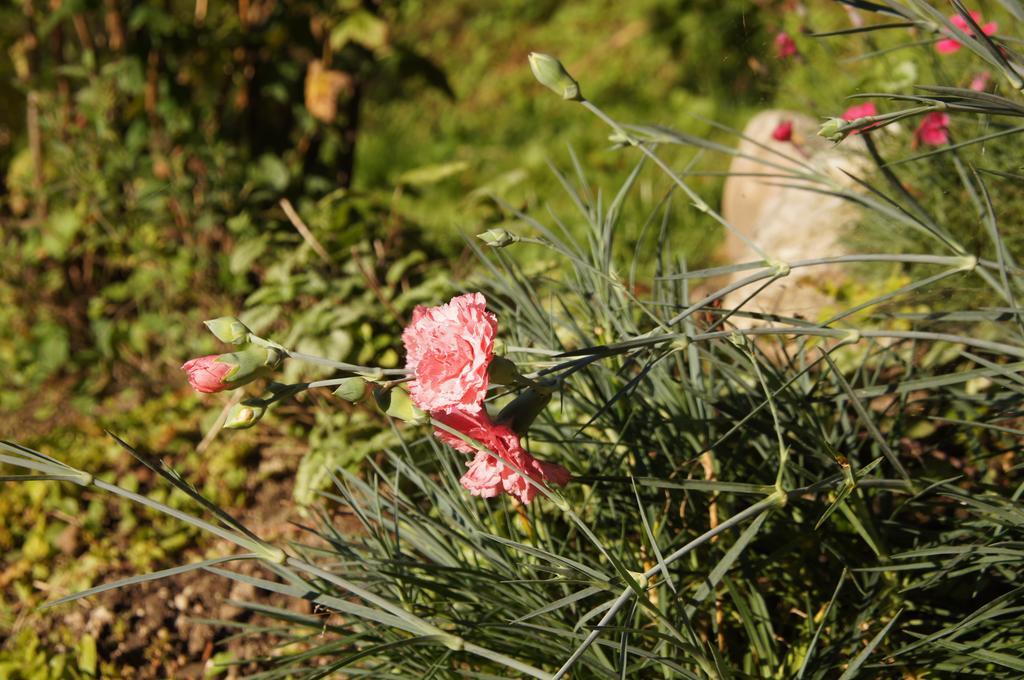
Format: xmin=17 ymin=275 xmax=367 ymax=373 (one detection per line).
xmin=220 ymin=345 xmax=283 ymax=387
xmin=477 ymin=228 xmax=520 ymax=248
xmin=496 ymin=383 xmax=554 ymax=435
xmin=487 ymin=356 xmax=524 ymax=386
xmin=333 ymin=376 xmax=368 ymax=403
xmin=224 ymin=400 xmax=267 ymax=429
xmin=203 ymin=316 xmax=251 ymax=345
xmin=817 ymin=117 xmax=847 ymax=143
xmin=528 ymin=52 xmax=582 ymax=101
xmin=373 ymin=386 xmax=428 ymax=425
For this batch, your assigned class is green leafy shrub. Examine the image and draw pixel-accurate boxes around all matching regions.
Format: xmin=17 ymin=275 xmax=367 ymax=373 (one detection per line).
xmin=0 ymin=0 xmax=451 ymax=410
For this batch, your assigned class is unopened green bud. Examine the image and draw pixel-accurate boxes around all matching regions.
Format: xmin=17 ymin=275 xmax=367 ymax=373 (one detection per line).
xmin=528 ymin=52 xmax=581 ymax=101
xmin=221 ymin=345 xmax=283 ymax=387
xmin=818 ymin=117 xmax=847 ymax=143
xmin=203 ymin=316 xmax=251 ymax=345
xmin=488 ymin=356 xmax=523 ymax=386
xmin=496 ymin=383 xmax=555 ymax=435
xmin=333 ymin=376 xmax=368 ymax=403
xmin=372 ymin=385 xmax=391 ymax=411
xmin=375 ymin=386 xmax=428 ymax=424
xmin=224 ymin=400 xmax=267 ymax=429
xmin=477 ymin=228 xmax=520 ymax=248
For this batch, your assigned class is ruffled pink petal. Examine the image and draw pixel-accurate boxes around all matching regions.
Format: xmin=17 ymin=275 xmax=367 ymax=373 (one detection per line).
xmin=435 ymin=409 xmax=570 ymax=504
xmin=181 ymin=355 xmax=233 ymax=393
xmin=402 ymin=293 xmax=497 ymax=414
xmin=536 ymin=460 xmax=572 ymax=488
xmin=460 ymin=453 xmax=504 ymax=498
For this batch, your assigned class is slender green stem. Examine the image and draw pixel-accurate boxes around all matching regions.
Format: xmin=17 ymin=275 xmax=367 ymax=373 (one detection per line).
xmin=284 ymin=349 xmax=409 ymax=376
xmin=746 ymin=345 xmax=789 ymax=491
xmin=656 ymin=253 xmax=972 ymax=281
xmin=248 ymin=335 xmax=408 ymax=376
xmin=859 ymin=329 xmax=1024 ymax=359
xmin=579 ymin=98 xmax=772 ymax=262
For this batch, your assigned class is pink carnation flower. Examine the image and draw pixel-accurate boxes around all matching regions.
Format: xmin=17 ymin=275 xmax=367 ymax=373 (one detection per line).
xmin=969 ymin=71 xmax=990 ymax=92
xmin=402 ymin=293 xmax=498 ymax=414
xmin=182 ymin=355 xmax=233 ymax=393
xmin=841 ymin=102 xmax=880 ymax=135
xmin=771 ymin=120 xmax=794 ymax=142
xmin=434 ymin=410 xmax=570 ymax=504
xmin=914 ymin=112 xmax=950 ymax=148
xmin=774 ymin=32 xmax=798 ymax=59
xmin=936 ymin=12 xmax=997 ymax=54
xmin=842 ymin=102 xmax=877 ymax=121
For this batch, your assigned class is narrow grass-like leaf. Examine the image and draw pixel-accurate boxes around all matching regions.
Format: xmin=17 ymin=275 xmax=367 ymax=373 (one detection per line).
xmin=41 ymin=554 xmax=259 ymax=610
xmin=797 ymin=569 xmax=847 ymax=679
xmin=684 ymin=510 xmax=769 ymax=617
xmin=837 ymin=609 xmax=902 ymax=679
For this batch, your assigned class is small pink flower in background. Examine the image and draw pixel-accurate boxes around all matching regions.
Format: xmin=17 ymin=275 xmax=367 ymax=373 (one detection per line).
xmin=772 ymin=120 xmax=794 ymax=142
xmin=936 ymin=11 xmax=997 ymax=54
xmin=402 ymin=292 xmax=497 ymax=414
xmin=841 ymin=102 xmax=880 ymax=135
xmin=434 ymin=410 xmax=570 ymax=504
xmin=969 ymin=71 xmax=991 ymax=91
xmin=182 ymin=355 xmax=233 ymax=393
xmin=914 ymin=112 xmax=951 ymax=147
xmin=842 ymin=102 xmax=877 ymax=121
xmin=775 ymin=31 xmax=798 ymax=59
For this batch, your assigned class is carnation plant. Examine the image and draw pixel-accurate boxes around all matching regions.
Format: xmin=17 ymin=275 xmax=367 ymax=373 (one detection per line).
xmin=7 ymin=2 xmax=1024 ymax=677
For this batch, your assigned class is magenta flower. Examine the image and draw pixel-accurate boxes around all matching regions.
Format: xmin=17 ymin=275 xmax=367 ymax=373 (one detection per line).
xmin=841 ymin=102 xmax=880 ymax=135
xmin=772 ymin=120 xmax=794 ymax=142
xmin=936 ymin=11 xmax=997 ymax=54
xmin=402 ymin=293 xmax=498 ymax=414
xmin=181 ymin=355 xmax=234 ymax=393
xmin=434 ymin=410 xmax=570 ymax=504
xmin=775 ymin=31 xmax=798 ymax=59
xmin=914 ymin=112 xmax=951 ymax=148
xmin=842 ymin=102 xmax=877 ymax=121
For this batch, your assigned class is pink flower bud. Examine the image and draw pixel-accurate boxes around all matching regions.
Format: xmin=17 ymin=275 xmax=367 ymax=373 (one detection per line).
xmin=181 ymin=345 xmax=281 ymax=394
xmin=181 ymin=355 xmax=234 ymax=393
